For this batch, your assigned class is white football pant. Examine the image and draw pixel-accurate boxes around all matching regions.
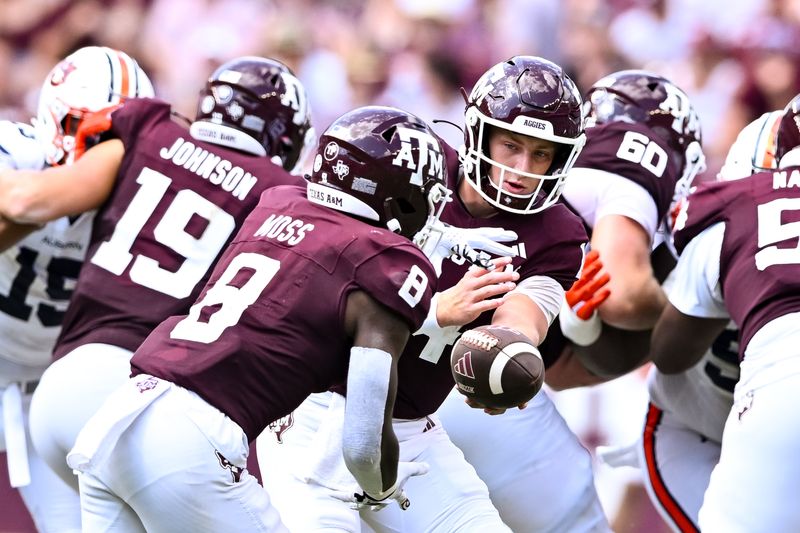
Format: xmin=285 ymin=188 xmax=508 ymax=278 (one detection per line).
xmin=1 ymin=356 xmax=81 ymax=533
xmin=256 ymin=391 xmax=511 ymax=532
xmin=75 ymin=380 xmax=286 ymax=532
xmin=637 ymin=403 xmax=719 ymax=532
xmin=28 ymin=343 xmax=134 ymax=490
xmin=436 ymin=387 xmax=611 ymax=533
xmin=699 ymin=314 xmax=800 ymax=532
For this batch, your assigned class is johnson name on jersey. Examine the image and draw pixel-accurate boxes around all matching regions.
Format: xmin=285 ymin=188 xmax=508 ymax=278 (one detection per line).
xmin=53 ymin=98 xmax=304 ymax=360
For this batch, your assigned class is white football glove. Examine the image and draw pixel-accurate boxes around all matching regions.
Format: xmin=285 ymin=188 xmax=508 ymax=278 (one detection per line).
xmin=332 ymin=461 xmax=429 ymax=511
xmin=417 ymin=220 xmax=518 ymax=275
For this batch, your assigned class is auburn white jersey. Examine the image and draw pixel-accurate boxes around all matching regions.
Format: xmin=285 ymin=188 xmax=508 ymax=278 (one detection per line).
xmin=0 ymin=121 xmax=45 ymax=170
xmin=647 ymin=269 xmax=738 ymax=443
xmin=0 ymin=121 xmax=93 ymax=366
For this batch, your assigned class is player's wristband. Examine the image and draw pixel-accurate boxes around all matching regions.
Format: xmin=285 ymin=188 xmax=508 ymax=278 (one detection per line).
xmin=415 ymin=293 xmax=459 ymax=339
xmin=559 ymin=299 xmax=602 ymax=346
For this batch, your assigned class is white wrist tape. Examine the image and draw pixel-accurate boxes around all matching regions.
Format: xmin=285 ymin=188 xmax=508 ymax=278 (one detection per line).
xmin=342 ymin=346 xmax=392 ymax=496
xmin=559 ymin=299 xmax=602 ymax=346
xmin=415 ymin=293 xmax=460 ymax=338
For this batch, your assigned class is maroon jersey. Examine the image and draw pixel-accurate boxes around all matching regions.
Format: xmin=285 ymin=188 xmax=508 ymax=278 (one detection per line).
xmin=538 ymin=121 xmax=686 ymax=366
xmin=53 ymin=98 xmax=303 ymax=358
xmin=385 ymin=144 xmax=587 ymax=419
xmin=131 ymin=185 xmax=437 ymax=441
xmin=673 ymin=168 xmax=800 ymax=356
xmin=575 ymin=121 xmax=685 ymax=222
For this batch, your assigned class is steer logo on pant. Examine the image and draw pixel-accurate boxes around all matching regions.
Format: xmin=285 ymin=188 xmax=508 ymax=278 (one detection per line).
xmin=135 ymin=376 xmax=159 ymax=393
xmin=267 ymin=413 xmax=294 ymax=443
xmin=215 ymin=450 xmax=244 ymax=483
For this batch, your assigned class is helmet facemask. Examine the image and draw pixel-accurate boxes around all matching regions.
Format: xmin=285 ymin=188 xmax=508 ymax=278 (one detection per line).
xmin=460 ymin=106 xmax=585 ymax=214
xmin=459 ymin=56 xmax=586 ymax=215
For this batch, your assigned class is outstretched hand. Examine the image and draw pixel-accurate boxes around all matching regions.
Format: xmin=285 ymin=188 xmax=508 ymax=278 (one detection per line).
xmin=565 ymin=250 xmax=610 ymax=320
xmin=418 ymin=220 xmax=518 ymax=275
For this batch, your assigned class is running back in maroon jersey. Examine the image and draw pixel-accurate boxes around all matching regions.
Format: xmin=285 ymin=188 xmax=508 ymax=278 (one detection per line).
xmin=673 ymin=166 xmax=800 ymax=355
xmin=574 ymin=121 xmax=685 ymax=222
xmin=53 ymin=98 xmax=303 ymax=359
xmin=132 ymin=185 xmax=437 ymax=441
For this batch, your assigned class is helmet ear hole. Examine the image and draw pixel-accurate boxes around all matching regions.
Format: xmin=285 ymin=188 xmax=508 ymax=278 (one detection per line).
xmin=381 ymin=126 xmax=397 ymax=144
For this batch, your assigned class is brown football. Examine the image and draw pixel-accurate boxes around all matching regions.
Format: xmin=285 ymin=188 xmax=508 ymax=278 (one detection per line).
xmin=450 ymin=325 xmax=545 ymax=409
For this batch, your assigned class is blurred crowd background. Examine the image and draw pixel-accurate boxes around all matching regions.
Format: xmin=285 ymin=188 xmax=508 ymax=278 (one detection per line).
xmin=1 ymin=1 xmax=799 ymax=531
xmin=1 ymin=0 xmax=799 ymax=178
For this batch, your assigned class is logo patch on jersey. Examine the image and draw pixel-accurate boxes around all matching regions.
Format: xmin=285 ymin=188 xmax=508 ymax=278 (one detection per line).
xmin=736 ymin=390 xmax=754 ymax=421
xmin=267 ymin=413 xmax=294 ymax=443
xmin=453 ymin=351 xmax=475 ymax=379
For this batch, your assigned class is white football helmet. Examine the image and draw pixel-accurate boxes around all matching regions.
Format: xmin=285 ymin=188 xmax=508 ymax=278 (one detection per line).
xmin=34 ymin=46 xmax=154 ymax=166
xmin=717 ymin=110 xmax=783 ymax=181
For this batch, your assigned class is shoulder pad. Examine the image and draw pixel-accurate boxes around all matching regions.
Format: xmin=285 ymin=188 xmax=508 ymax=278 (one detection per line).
xmin=0 ymin=121 xmax=45 ymax=170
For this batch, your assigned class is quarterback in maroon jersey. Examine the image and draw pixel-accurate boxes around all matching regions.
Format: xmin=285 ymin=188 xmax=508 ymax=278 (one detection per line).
xmin=438 ymin=70 xmax=705 ymax=533
xmin=650 ymin=93 xmax=800 ymax=531
xmin=66 ymin=105 xmax=447 ymax=532
xmin=257 ymin=56 xmax=601 ymax=533
xmin=0 ymin=56 xmax=313 ymax=498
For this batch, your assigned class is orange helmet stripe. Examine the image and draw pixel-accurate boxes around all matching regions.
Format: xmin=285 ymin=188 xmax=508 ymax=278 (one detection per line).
xmin=115 ymin=50 xmax=131 ymax=99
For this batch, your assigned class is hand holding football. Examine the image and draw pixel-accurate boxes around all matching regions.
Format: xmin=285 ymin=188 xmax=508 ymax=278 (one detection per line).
xmin=450 ymin=325 xmax=544 ymax=409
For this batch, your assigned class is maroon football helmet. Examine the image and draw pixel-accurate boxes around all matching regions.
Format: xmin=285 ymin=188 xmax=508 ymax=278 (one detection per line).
xmin=191 ymin=56 xmax=314 ymax=173
xmin=585 ymin=70 xmax=705 ymax=198
xmin=775 ymin=93 xmax=800 ymax=165
xmin=461 ymin=56 xmax=586 ymax=214
xmin=307 ymin=106 xmax=450 ymax=240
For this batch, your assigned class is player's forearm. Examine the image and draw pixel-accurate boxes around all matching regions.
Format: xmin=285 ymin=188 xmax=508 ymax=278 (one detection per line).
xmin=573 ymin=325 xmax=651 ymax=378
xmin=598 ymin=276 xmax=666 ymax=330
xmin=0 ymin=170 xmax=55 ymax=224
xmin=342 ymin=346 xmax=398 ymax=495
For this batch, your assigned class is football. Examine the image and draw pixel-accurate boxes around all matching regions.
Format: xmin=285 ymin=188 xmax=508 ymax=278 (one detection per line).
xmin=450 ymin=325 xmax=545 ymax=409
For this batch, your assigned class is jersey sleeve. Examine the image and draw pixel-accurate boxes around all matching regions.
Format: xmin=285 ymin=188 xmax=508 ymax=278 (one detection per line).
xmin=107 ymin=98 xmax=171 ymax=148
xmin=0 ymin=122 xmax=45 ymax=170
xmin=667 ymin=222 xmax=729 ymax=319
xmin=353 ymin=242 xmax=437 ymax=331
xmin=564 ymin=168 xmax=659 ymax=238
xmin=673 ymin=181 xmax=731 ymax=255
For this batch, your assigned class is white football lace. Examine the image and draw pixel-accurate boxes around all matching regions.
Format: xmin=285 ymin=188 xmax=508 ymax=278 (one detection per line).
xmin=459 ymin=330 xmax=498 ymax=352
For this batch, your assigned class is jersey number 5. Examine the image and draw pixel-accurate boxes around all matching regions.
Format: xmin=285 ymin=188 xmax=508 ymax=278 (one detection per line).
xmin=755 ymin=198 xmax=800 ymax=270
